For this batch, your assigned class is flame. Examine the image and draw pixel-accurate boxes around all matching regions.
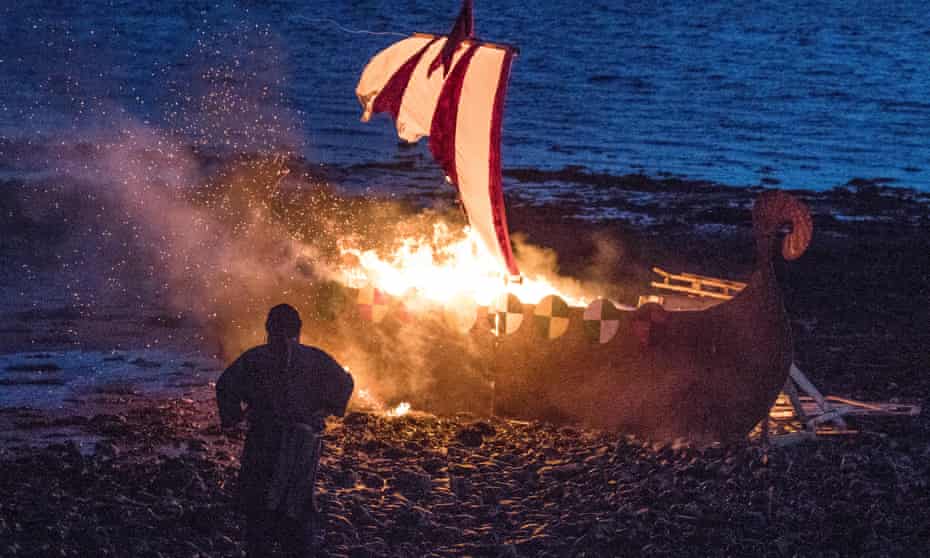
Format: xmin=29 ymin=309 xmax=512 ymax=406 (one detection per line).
xmin=353 ymin=387 xmax=412 ymax=417
xmin=354 ymin=387 xmax=380 ymax=409
xmin=337 ymin=222 xmax=586 ymax=308
xmin=386 ymin=401 xmax=411 ymax=417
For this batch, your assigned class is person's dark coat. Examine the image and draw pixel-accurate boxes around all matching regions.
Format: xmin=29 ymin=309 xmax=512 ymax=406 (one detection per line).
xmin=216 ymin=342 xmax=354 ymax=512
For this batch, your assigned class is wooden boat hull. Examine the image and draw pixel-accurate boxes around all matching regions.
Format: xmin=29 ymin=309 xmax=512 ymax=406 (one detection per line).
xmin=489 ymin=280 xmax=792 ymax=442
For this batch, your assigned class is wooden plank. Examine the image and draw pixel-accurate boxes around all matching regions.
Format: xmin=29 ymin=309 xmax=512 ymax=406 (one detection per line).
xmin=662 ymin=275 xmax=741 ymax=291
xmin=796 ymin=399 xmax=921 ymax=419
xmin=789 ymin=364 xmax=831 ymax=414
xmin=824 ymin=396 xmax=921 ymax=415
xmin=812 ymin=429 xmax=860 ymax=436
xmin=782 ymin=379 xmax=808 ymax=425
xmin=679 ymin=272 xmax=747 ymax=290
xmin=822 ymin=398 xmax=921 ymax=417
xmin=807 ymin=407 xmax=852 ymax=427
xmin=648 ymin=282 xmax=734 ymax=300
xmin=652 ymin=267 xmax=747 ymax=291
xmin=652 ymin=267 xmax=672 ymax=279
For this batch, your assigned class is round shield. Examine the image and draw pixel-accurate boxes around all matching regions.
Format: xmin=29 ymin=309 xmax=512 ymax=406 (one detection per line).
xmin=583 ymin=298 xmax=623 ymax=344
xmin=357 ymin=284 xmax=390 ymax=323
xmin=533 ymin=295 xmax=571 ymax=340
xmin=489 ymin=292 xmax=523 ymax=336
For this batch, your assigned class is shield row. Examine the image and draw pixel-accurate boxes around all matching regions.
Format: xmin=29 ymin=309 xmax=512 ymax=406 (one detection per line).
xmin=356 ymin=286 xmax=630 ymax=344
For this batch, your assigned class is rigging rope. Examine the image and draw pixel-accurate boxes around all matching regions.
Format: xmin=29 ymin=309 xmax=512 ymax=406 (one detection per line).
xmin=291 ymin=15 xmax=408 ymax=38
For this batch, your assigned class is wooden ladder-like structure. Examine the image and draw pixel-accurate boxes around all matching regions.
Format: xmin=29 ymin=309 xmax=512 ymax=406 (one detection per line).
xmin=651 ymin=267 xmax=747 ymax=300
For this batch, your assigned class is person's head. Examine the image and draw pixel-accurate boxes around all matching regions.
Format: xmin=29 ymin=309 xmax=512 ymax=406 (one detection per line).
xmin=265 ymin=303 xmax=302 ymax=344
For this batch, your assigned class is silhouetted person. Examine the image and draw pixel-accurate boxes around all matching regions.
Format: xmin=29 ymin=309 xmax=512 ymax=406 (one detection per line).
xmin=217 ymin=304 xmax=354 ymax=558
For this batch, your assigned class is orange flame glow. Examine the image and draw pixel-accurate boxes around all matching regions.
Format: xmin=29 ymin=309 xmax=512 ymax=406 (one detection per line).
xmin=337 ymin=222 xmax=586 ymax=309
xmin=386 ymin=401 xmax=412 ymax=417
xmin=353 ymin=386 xmax=412 ymax=418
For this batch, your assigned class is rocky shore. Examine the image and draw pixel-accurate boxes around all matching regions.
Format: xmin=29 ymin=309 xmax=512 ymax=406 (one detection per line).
xmin=1 ymin=393 xmax=928 ymax=557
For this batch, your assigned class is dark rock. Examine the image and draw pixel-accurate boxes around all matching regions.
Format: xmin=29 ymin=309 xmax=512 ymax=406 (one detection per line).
xmin=332 ymin=468 xmax=359 ymax=488
xmin=382 ymin=445 xmax=411 ymax=459
xmin=343 ymin=412 xmax=372 ymax=428
xmin=350 ymin=501 xmax=381 ymax=527
xmin=89 ymin=414 xmax=130 ymax=436
xmin=94 ymin=441 xmax=119 ymax=459
xmin=181 ymin=505 xmax=219 ymax=534
xmin=129 ymin=357 xmax=162 ymax=369
xmin=4 ymin=362 xmax=61 ymax=372
xmin=450 ymin=475 xmax=471 ymax=500
xmin=421 ymin=456 xmax=447 ymax=475
xmin=51 ymin=415 xmax=89 ymax=427
xmin=359 ymin=472 xmax=385 ymax=489
xmin=392 ymin=468 xmax=432 ymax=497
xmin=455 ymin=421 xmax=495 ymax=447
xmin=348 ymin=545 xmax=377 ymax=558
xmin=449 ymin=462 xmax=478 ymax=476
xmin=186 ymin=439 xmax=208 ymax=453
xmin=0 ymin=377 xmax=65 ymax=386
xmin=538 ymin=462 xmax=583 ymax=480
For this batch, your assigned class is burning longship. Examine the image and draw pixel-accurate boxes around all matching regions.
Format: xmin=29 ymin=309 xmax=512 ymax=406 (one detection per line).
xmin=321 ymin=1 xmax=814 ymax=442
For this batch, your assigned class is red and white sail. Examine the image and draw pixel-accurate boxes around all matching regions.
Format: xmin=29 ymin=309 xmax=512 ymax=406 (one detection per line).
xmin=355 ymin=4 xmax=520 ymax=277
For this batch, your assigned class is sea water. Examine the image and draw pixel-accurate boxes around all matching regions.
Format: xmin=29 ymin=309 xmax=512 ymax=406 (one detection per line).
xmin=1 ymin=0 xmax=929 ymax=193
xmin=0 ymin=350 xmax=219 ymax=410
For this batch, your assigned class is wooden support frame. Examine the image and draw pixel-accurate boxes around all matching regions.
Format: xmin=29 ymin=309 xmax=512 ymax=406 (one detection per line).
xmin=772 ymin=364 xmax=921 ymax=437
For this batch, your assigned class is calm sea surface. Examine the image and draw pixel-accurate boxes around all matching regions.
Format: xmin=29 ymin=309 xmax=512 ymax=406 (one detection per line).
xmin=2 ymin=0 xmax=930 ymax=192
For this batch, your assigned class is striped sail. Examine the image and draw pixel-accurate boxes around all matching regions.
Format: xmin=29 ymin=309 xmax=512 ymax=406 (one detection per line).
xmin=356 ymin=33 xmax=520 ymax=277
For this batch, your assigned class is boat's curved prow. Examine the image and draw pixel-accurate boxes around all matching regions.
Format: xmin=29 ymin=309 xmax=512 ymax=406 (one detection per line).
xmin=752 ymin=189 xmax=813 ymax=263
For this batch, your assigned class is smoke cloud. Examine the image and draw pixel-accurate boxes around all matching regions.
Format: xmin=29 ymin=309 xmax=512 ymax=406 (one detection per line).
xmin=2 ymin=26 xmax=618 ymax=415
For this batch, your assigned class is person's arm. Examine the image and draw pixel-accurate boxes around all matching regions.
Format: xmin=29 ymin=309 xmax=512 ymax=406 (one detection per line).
xmin=319 ymin=352 xmax=354 ymax=417
xmin=330 ymin=367 xmax=354 ymax=417
xmin=216 ymin=353 xmax=251 ymax=428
